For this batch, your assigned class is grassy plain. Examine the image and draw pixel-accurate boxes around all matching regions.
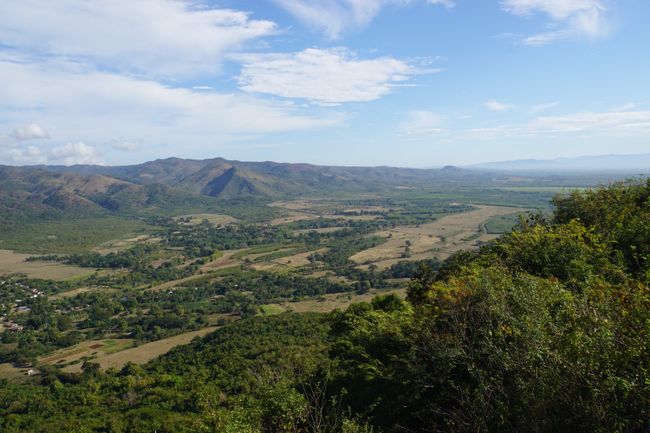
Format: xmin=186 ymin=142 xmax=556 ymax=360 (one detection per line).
xmin=176 ymin=213 xmax=238 ymax=226
xmin=0 ymin=249 xmax=94 ymax=280
xmin=350 ymin=205 xmax=527 ymax=268
xmin=61 ymin=327 xmax=218 ymax=372
xmin=0 ymin=216 xmax=155 ymax=254
xmin=263 ymin=287 xmax=407 ymax=314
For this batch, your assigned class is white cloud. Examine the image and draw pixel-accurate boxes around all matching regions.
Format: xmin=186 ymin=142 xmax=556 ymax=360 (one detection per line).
xmin=7 ymin=146 xmax=48 ymax=164
xmin=609 ymin=102 xmax=639 ymax=112
xmin=110 ymin=138 xmax=140 ymax=152
xmin=238 ymin=48 xmax=429 ymax=105
xmin=401 ymin=111 xmax=446 ymax=135
xmin=0 ymin=54 xmax=340 ymax=164
xmin=427 ymin=0 xmax=455 ymax=7
xmin=484 ymin=101 xmax=514 ymax=112
xmin=528 ymin=110 xmax=650 ymax=134
xmin=501 ymin=0 xmax=610 ymax=45
xmin=6 ymin=142 xmax=103 ymax=165
xmin=12 ymin=123 xmax=50 ymax=141
xmin=0 ymin=0 xmax=276 ymax=78
xmin=531 ymin=101 xmax=560 ymax=113
xmin=49 ymin=142 xmax=104 ymax=165
xmin=273 ymin=0 xmax=451 ymax=39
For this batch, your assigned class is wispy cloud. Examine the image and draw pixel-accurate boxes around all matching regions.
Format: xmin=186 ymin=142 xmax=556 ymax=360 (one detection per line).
xmin=0 ymin=55 xmax=340 ymax=164
xmin=528 ymin=110 xmax=650 ymax=134
xmin=401 ymin=111 xmax=446 ymax=135
xmin=273 ymin=0 xmax=452 ymax=39
xmin=501 ymin=0 xmax=611 ymax=46
xmin=237 ymin=48 xmax=431 ymax=105
xmin=484 ymin=100 xmax=514 ymax=112
xmin=0 ymin=0 xmax=276 ymax=78
xmin=531 ymin=101 xmax=560 ymax=113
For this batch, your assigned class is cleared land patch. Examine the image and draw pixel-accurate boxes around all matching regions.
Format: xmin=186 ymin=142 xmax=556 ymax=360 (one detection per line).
xmin=263 ymin=288 xmax=406 ymax=314
xmin=0 ymin=249 xmax=94 ymax=280
xmin=175 ymin=213 xmax=238 ymax=226
xmin=39 ymin=339 xmax=134 ymax=369
xmin=350 ymin=205 xmax=527 ymax=268
xmin=62 ymin=327 xmax=218 ymax=372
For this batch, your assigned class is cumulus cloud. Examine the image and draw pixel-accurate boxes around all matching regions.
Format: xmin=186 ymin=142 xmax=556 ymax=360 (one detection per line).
xmin=237 ymin=48 xmax=428 ymax=105
xmin=484 ymin=101 xmax=514 ymax=112
xmin=501 ymin=0 xmax=611 ymax=45
xmin=7 ymin=146 xmax=48 ymax=164
xmin=401 ymin=111 xmax=446 ymax=135
xmin=0 ymin=54 xmax=339 ymax=164
xmin=49 ymin=142 xmax=104 ymax=165
xmin=0 ymin=0 xmax=276 ymax=78
xmin=13 ymin=123 xmax=50 ymax=141
xmin=5 ymin=142 xmax=103 ymax=165
xmin=273 ymin=0 xmax=452 ymax=39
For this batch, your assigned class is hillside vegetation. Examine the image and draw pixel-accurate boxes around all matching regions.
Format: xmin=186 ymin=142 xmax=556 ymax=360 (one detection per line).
xmin=0 ymin=180 xmax=647 ymax=432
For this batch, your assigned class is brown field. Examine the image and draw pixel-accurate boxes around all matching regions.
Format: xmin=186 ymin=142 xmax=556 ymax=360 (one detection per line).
xmin=62 ymin=327 xmax=218 ymax=372
xmin=0 ymin=249 xmax=94 ymax=280
xmin=200 ymin=250 xmax=242 ymax=271
xmin=39 ymin=338 xmax=135 ymax=367
xmin=176 ymin=213 xmax=238 ymax=226
xmin=49 ymin=286 xmax=119 ymax=300
xmin=269 ymin=211 xmax=320 ymax=226
xmin=93 ymin=235 xmax=160 ymax=254
xmin=0 ymin=362 xmax=31 ymax=382
xmin=264 ymin=288 xmax=406 ymax=314
xmin=350 ymin=205 xmax=526 ymax=269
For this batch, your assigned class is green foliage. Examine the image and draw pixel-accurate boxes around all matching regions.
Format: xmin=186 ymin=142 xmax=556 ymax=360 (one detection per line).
xmin=553 ymin=178 xmax=650 ymax=278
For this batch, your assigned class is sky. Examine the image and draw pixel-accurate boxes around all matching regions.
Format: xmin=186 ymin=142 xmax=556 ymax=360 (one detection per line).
xmin=0 ymin=0 xmax=649 ymax=167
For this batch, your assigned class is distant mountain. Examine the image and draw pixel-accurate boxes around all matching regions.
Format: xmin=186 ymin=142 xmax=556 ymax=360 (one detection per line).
xmin=37 ymin=157 xmax=464 ymax=200
xmin=0 ymin=158 xmax=455 ymax=221
xmin=469 ymin=153 xmax=650 ymax=173
xmin=0 ymin=165 xmax=220 ymax=223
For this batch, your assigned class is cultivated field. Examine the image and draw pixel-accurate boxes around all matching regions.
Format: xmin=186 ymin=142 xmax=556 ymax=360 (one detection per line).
xmin=62 ymin=327 xmax=218 ymax=372
xmin=0 ymin=249 xmax=94 ymax=280
xmin=40 ymin=338 xmax=134 ymax=369
xmin=350 ymin=205 xmax=526 ymax=269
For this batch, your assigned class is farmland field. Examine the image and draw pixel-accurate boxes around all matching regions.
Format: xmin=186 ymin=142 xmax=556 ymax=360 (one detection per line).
xmin=61 ymin=327 xmax=218 ymax=372
xmin=350 ymin=205 xmax=527 ymax=268
xmin=0 ymin=249 xmax=94 ymax=280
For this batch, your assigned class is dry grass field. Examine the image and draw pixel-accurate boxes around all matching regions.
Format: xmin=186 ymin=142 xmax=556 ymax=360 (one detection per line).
xmin=263 ymin=287 xmax=406 ymax=314
xmin=176 ymin=213 xmax=238 ymax=226
xmin=0 ymin=249 xmax=94 ymax=280
xmin=0 ymin=362 xmax=31 ymax=382
xmin=49 ymin=286 xmax=120 ymax=300
xmin=92 ymin=234 xmax=160 ymax=254
xmin=61 ymin=327 xmax=218 ymax=372
xmin=200 ymin=250 xmax=242 ymax=271
xmin=39 ymin=338 xmax=135 ymax=368
xmin=350 ymin=205 xmax=526 ymax=269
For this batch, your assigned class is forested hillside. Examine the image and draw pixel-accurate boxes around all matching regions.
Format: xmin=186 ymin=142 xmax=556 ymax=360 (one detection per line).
xmin=0 ymin=180 xmax=648 ymax=432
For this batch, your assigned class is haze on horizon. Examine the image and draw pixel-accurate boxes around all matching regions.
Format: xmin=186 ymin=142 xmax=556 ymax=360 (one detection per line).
xmin=1 ymin=0 xmax=649 ymax=168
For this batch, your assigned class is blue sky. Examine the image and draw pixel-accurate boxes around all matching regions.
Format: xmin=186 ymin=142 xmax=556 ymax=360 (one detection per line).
xmin=0 ymin=0 xmax=648 ymax=167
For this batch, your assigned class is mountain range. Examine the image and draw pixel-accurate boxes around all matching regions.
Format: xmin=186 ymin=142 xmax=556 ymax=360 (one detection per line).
xmin=1 ymin=154 xmax=646 ymax=223
xmin=0 ymin=157 xmax=469 ymax=221
xmin=469 ymin=153 xmax=650 ymax=172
